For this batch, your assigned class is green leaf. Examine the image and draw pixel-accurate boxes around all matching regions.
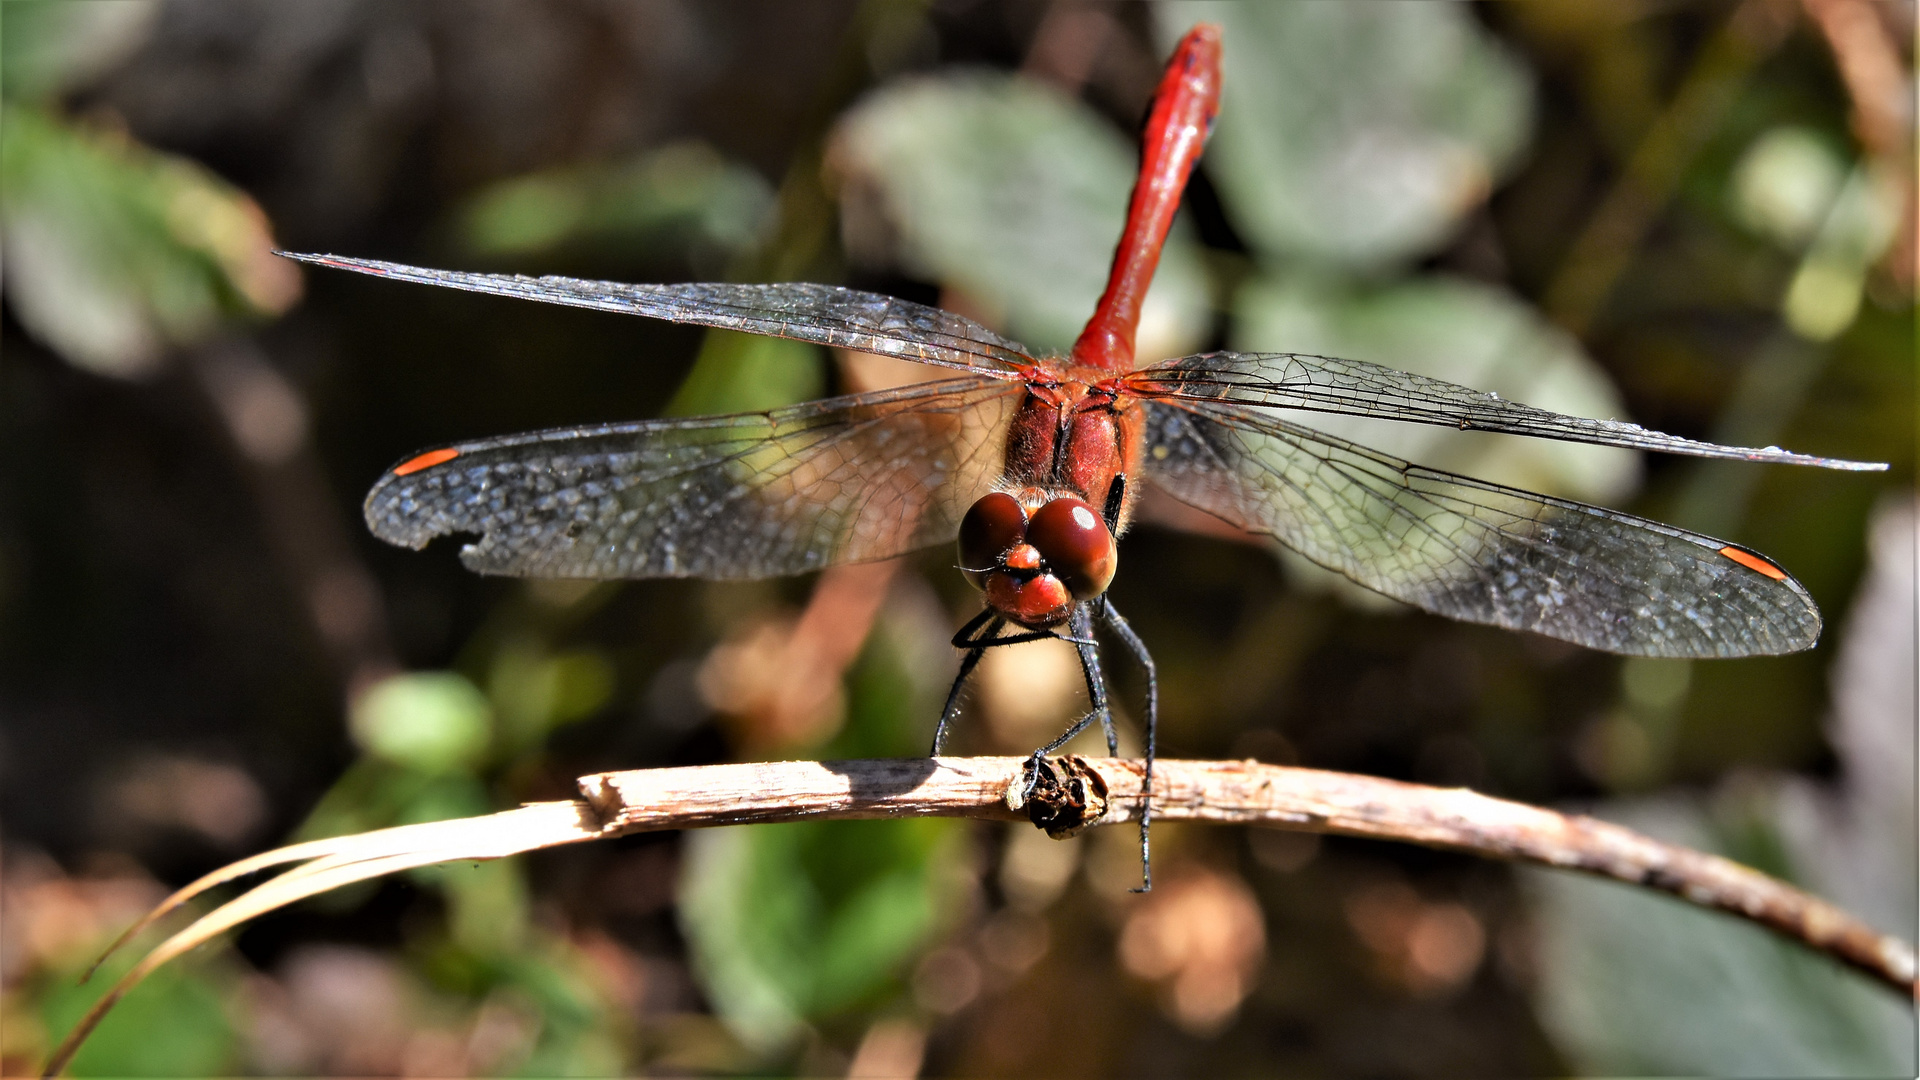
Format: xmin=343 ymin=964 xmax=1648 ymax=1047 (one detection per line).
xmin=676 ymin=607 xmax=965 ymax=1051
xmin=1781 ymin=165 xmax=1903 ymax=343
xmin=350 ymin=671 xmax=494 ymax=774
xmin=415 ymin=858 xmax=531 ymax=958
xmin=1233 ymin=271 xmax=1638 ymax=500
xmin=1 ymin=1 xmax=157 ymax=102
xmin=40 ymin=946 xmax=237 ymax=1077
xmin=0 ymin=104 xmax=299 ymax=377
xmin=496 ymin=952 xmax=631 ymax=1079
xmin=1231 ymin=272 xmax=1638 ymax=608
xmin=1730 ymin=127 xmax=1849 ymax=251
xmin=1156 ymin=1 xmax=1531 ymax=270
xmin=457 ymin=140 xmax=775 ymax=263
xmin=664 ymin=329 xmax=827 ymax=418
xmin=1524 ymin=796 xmax=1915 ymax=1078
xmin=487 ymin=642 xmax=616 ymax=757
xmin=678 ymin=818 xmax=962 ymax=1051
xmin=830 ymin=71 xmax=1209 ymax=359
xmin=294 ymin=760 xmax=491 ymax=848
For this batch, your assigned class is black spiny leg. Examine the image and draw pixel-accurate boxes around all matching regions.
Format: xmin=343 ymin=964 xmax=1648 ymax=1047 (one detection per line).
xmin=932 ymin=645 xmax=989 ymax=756
xmin=950 ymin=608 xmax=1070 ymax=651
xmin=1096 ymin=473 xmax=1157 ymax=889
xmin=934 ymin=608 xmax=1084 ymax=755
xmin=1099 ymin=597 xmax=1157 ymax=892
xmin=1021 ymin=604 xmax=1117 ymax=801
xmin=1069 ymin=603 xmax=1120 ymax=758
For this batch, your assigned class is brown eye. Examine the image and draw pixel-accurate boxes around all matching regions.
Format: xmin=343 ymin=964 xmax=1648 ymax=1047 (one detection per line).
xmin=1026 ymin=498 xmax=1117 ymax=599
xmin=958 ymin=492 xmax=1027 ymax=590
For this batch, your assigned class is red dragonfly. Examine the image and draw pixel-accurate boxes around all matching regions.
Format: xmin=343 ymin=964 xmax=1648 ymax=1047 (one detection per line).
xmin=286 ymin=26 xmax=1881 ymax=887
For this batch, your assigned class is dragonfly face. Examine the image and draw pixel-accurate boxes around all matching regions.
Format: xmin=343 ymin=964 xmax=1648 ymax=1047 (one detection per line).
xmin=958 ymin=491 xmax=1117 ymax=629
xmin=284 ymin=23 xmax=1884 ymax=889
xmin=960 ymin=364 xmax=1143 ymax=629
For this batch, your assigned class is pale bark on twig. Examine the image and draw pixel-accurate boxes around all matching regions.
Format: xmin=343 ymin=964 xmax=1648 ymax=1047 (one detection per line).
xmin=45 ymin=756 xmax=1916 ymax=1077
xmin=581 ymin=757 xmax=1916 ymax=993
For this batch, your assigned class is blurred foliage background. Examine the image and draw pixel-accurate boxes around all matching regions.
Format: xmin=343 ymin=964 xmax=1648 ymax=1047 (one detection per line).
xmin=1 ymin=1 xmax=1913 ymax=1076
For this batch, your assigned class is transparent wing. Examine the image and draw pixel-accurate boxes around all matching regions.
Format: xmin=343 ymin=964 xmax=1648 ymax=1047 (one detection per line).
xmin=282 ymin=253 xmax=1037 ymax=377
xmin=1127 ymin=351 xmax=1886 ymax=471
xmin=1143 ymin=400 xmax=1823 ymax=657
xmin=366 ymin=376 xmax=1025 ymax=579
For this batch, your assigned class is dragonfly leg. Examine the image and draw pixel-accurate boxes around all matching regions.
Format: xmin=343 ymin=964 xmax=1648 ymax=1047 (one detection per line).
xmin=935 ymin=612 xmax=1004 ymax=756
xmin=952 ymin=609 xmax=1072 ymax=650
xmin=966 ymin=628 xmax=1081 ymax=648
xmin=932 ymin=645 xmax=989 ymax=756
xmin=944 ymin=605 xmax=1116 ymax=794
xmin=1067 ymin=604 xmax=1121 ymax=758
xmin=1099 ymin=597 xmax=1157 ymax=893
xmin=1012 ymin=605 xmax=1112 ymax=799
xmin=1010 ymin=606 xmax=1115 ymax=802
xmin=937 ymin=611 xmax=1082 ymax=756
xmin=949 ymin=607 xmax=998 ymax=649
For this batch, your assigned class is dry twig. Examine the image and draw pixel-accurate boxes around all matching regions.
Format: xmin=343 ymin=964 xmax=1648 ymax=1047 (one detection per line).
xmin=46 ymin=756 xmax=1916 ymax=1076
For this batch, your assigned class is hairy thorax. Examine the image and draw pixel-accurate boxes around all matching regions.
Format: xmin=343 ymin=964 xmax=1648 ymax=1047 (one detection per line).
xmin=999 ymin=360 xmax=1145 ymax=532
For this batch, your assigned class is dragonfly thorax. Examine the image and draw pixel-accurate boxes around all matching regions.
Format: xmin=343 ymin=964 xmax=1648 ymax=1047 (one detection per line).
xmin=958 ymin=491 xmax=1117 ymax=629
xmin=1002 ymin=367 xmax=1144 ymax=537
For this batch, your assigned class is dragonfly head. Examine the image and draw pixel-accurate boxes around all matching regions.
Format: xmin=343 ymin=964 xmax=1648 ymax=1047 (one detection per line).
xmin=958 ymin=491 xmax=1117 ymax=629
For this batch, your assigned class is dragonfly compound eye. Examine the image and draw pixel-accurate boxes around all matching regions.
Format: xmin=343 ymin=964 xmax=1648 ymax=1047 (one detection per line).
xmin=958 ymin=491 xmax=1028 ymax=589
xmin=1026 ymin=497 xmax=1117 ymax=600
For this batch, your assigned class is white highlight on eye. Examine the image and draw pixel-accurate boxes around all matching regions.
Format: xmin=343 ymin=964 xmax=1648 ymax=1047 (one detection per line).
xmin=1072 ymin=505 xmax=1098 ymax=530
